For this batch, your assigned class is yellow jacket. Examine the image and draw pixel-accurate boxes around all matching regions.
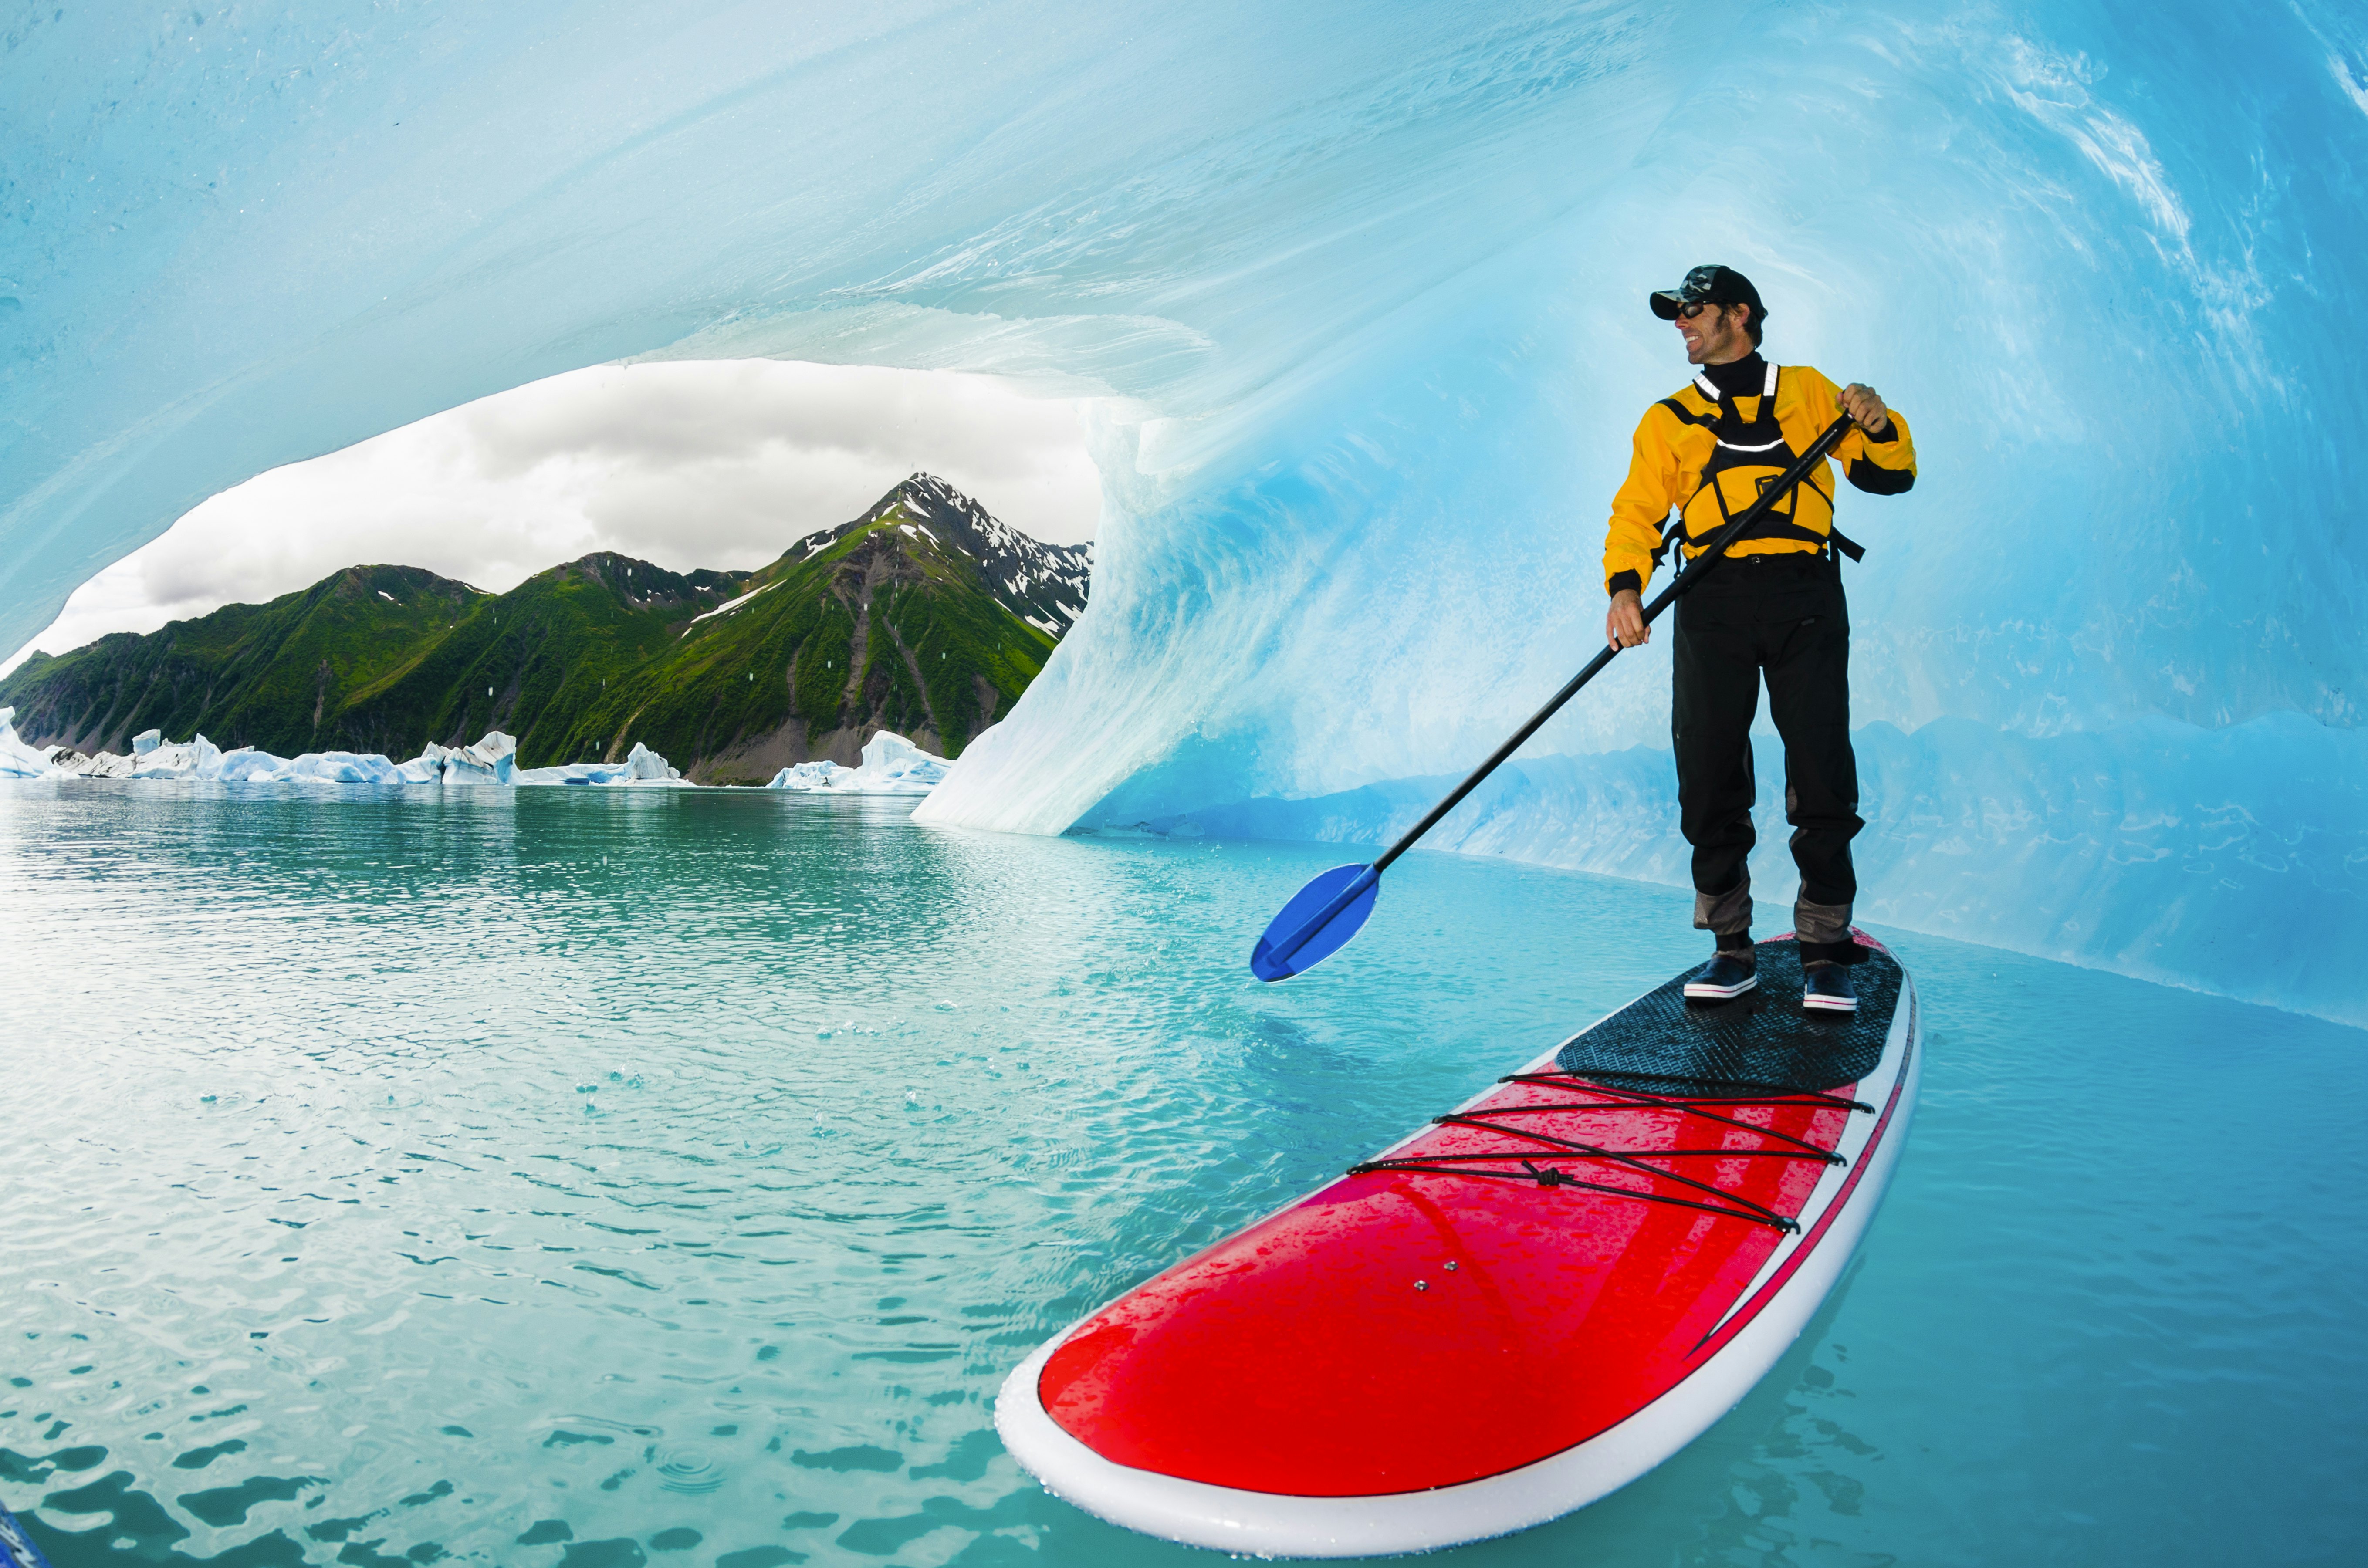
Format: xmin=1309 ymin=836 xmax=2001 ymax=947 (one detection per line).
xmin=1603 ymin=361 xmax=1916 ymax=595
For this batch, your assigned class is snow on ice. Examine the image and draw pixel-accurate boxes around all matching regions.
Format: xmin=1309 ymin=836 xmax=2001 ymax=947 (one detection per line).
xmin=766 ymin=731 xmax=950 ymax=795
xmin=0 ymin=709 xmax=60 ymax=779
xmin=21 ymin=723 xmax=693 ymax=790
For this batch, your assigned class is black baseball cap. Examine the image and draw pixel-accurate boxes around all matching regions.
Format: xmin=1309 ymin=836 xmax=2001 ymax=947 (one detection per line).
xmin=1649 ymin=264 xmax=1766 ymax=322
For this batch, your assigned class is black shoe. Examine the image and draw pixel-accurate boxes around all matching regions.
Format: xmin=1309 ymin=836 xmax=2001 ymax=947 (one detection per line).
xmin=1684 ymin=951 xmax=1757 ymax=1003
xmin=1802 ymin=962 xmax=1857 ymax=1014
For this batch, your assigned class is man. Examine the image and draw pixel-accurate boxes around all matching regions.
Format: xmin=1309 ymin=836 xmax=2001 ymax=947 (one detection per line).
xmin=1601 ymin=265 xmax=1916 ymax=1014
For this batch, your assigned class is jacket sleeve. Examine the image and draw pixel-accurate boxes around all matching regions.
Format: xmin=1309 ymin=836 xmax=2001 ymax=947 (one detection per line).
xmin=1803 ymin=366 xmax=1917 ymax=495
xmin=1603 ymin=406 xmax=1680 ymax=595
xmin=1839 ymin=407 xmax=1915 ymax=494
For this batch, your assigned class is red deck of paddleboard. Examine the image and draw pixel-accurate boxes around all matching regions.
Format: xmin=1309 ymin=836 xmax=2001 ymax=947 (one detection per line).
xmin=1038 ymin=1073 xmax=1854 ymax=1497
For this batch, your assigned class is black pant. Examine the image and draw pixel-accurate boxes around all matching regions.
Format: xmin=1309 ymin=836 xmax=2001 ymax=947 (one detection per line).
xmin=1671 ymin=552 xmax=1861 ymax=951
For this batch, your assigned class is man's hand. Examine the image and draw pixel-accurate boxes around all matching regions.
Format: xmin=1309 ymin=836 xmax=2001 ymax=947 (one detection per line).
xmin=1606 ymin=588 xmax=1649 ymax=650
xmin=1840 ymin=382 xmax=1892 ymax=439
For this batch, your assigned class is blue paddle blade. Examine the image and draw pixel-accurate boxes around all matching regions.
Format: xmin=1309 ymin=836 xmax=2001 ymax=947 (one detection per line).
xmin=1250 ymin=863 xmax=1380 ymax=981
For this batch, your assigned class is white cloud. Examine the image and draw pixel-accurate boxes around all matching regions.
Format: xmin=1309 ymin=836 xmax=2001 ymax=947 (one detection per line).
xmin=3 ymin=359 xmax=1102 ymax=674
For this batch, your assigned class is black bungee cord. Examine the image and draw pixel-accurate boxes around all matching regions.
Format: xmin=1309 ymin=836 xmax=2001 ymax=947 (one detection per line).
xmin=1346 ymin=1071 xmax=1876 ymax=1234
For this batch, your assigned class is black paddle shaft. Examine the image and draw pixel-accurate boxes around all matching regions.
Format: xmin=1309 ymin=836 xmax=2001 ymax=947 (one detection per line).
xmin=1369 ymin=414 xmax=1857 ymax=877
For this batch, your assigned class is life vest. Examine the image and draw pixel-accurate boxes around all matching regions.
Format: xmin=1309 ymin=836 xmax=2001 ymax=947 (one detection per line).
xmin=1658 ymin=363 xmax=1862 ymax=569
xmin=1601 ymin=362 xmax=1916 ymax=597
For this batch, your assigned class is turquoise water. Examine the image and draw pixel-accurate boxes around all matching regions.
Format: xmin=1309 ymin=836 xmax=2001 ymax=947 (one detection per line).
xmin=2 ymin=784 xmax=2362 ymax=1568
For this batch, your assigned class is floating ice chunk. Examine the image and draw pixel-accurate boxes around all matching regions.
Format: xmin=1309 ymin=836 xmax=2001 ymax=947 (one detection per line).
xmin=281 ymin=750 xmax=405 ymax=784
xmin=858 ymin=730 xmax=951 ymax=791
xmin=50 ymin=749 xmax=129 ymax=777
xmin=0 ymin=707 xmax=64 ymax=778
xmin=55 ymin=748 xmax=134 ymax=777
xmin=512 ymin=740 xmax=683 ymax=786
xmin=514 ymin=760 xmax=635 ymax=785
xmin=622 ymin=741 xmax=683 ymax=784
xmin=767 ymin=758 xmax=852 ymax=791
xmin=216 ymin=747 xmax=295 ymax=782
xmin=130 ymin=733 xmax=223 ymax=778
xmin=442 ymin=731 xmax=518 ymax=786
xmin=394 ymin=743 xmax=453 ymax=784
xmin=16 ymin=720 xmax=684 ymax=790
xmin=765 ymin=731 xmax=950 ymax=795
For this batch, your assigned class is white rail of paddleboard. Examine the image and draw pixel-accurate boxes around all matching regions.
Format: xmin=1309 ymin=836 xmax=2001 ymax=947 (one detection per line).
xmin=996 ymin=973 xmax=1922 ymax=1559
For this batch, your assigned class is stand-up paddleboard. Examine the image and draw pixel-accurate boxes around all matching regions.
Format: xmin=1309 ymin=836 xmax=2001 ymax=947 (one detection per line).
xmin=998 ymin=932 xmax=1920 ymax=1558
xmin=0 ymin=1499 xmax=54 ymax=1568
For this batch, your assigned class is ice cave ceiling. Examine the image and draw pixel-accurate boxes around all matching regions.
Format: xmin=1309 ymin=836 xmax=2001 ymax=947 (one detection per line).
xmin=3 ymin=1 xmax=2363 ymax=1019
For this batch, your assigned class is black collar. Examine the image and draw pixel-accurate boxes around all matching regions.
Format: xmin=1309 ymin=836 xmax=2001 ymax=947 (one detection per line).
xmin=1698 ymin=353 xmax=1769 ymax=399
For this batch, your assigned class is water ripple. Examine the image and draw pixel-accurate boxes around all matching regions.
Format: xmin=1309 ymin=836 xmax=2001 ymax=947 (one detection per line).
xmin=1 ymin=784 xmax=2363 ymax=1566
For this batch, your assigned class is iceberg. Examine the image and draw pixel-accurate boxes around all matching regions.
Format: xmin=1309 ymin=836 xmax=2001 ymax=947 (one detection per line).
xmin=395 ymin=745 xmax=455 ymax=786
xmin=52 ymin=750 xmax=134 ymax=779
xmin=514 ymin=743 xmax=687 ymax=787
xmin=279 ymin=751 xmax=407 ymax=785
xmin=439 ymin=732 xmax=519 ymax=787
xmin=767 ymin=732 xmax=951 ymax=795
xmin=512 ymin=761 xmax=636 ymax=786
xmin=129 ymin=733 xmax=224 ymax=780
xmin=3 ymin=4 xmax=2363 ymax=1020
xmin=3 ymin=724 xmax=688 ymax=789
xmin=216 ymin=748 xmax=296 ymax=783
xmin=623 ymin=741 xmax=687 ymax=786
xmin=1134 ymin=714 xmax=2368 ymax=1026
xmin=0 ymin=709 xmax=62 ymax=779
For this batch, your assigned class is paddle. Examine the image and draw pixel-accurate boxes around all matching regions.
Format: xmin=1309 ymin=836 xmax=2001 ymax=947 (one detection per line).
xmin=1248 ymin=413 xmax=1859 ymax=982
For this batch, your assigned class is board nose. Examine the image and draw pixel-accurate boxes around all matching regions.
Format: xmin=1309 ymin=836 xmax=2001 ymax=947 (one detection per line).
xmin=1034 ymin=1130 xmax=1820 ymax=1496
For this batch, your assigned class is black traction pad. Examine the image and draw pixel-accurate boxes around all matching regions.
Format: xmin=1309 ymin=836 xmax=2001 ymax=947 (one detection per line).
xmin=1554 ymin=939 xmax=1901 ymax=1094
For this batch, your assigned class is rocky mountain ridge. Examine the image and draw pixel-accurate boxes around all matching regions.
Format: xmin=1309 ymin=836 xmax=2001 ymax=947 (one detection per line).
xmin=0 ymin=476 xmax=1088 ymax=782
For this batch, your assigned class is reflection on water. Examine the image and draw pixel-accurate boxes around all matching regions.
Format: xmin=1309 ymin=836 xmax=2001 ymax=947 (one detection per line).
xmin=1 ymin=782 xmax=2363 ymax=1567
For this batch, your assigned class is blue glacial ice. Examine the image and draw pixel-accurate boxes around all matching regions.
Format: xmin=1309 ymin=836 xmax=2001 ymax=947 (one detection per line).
xmin=514 ymin=743 xmax=688 ymax=788
xmin=767 ymin=732 xmax=951 ymax=795
xmin=0 ymin=709 xmax=57 ymax=779
xmin=2 ymin=3 xmax=2363 ymax=1021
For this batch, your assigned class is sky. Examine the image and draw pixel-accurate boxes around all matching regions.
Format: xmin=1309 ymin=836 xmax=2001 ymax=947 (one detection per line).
xmin=2 ymin=359 xmax=1103 ymax=676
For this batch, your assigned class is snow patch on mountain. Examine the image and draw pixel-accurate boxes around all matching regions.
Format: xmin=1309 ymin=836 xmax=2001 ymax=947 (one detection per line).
xmin=683 ymin=578 xmax=781 ymax=634
xmin=776 ymin=474 xmax=1093 ymax=639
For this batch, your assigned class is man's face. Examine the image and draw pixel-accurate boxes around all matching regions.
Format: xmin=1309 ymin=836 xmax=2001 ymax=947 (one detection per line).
xmin=1676 ymin=301 xmax=1752 ymax=366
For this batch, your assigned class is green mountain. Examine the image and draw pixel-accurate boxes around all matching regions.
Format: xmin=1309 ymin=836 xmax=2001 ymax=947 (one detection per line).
xmin=0 ymin=475 xmax=1092 ymax=784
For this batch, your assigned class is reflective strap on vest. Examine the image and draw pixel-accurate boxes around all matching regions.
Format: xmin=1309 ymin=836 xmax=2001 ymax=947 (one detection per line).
xmin=1666 ymin=366 xmax=1867 ymax=565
